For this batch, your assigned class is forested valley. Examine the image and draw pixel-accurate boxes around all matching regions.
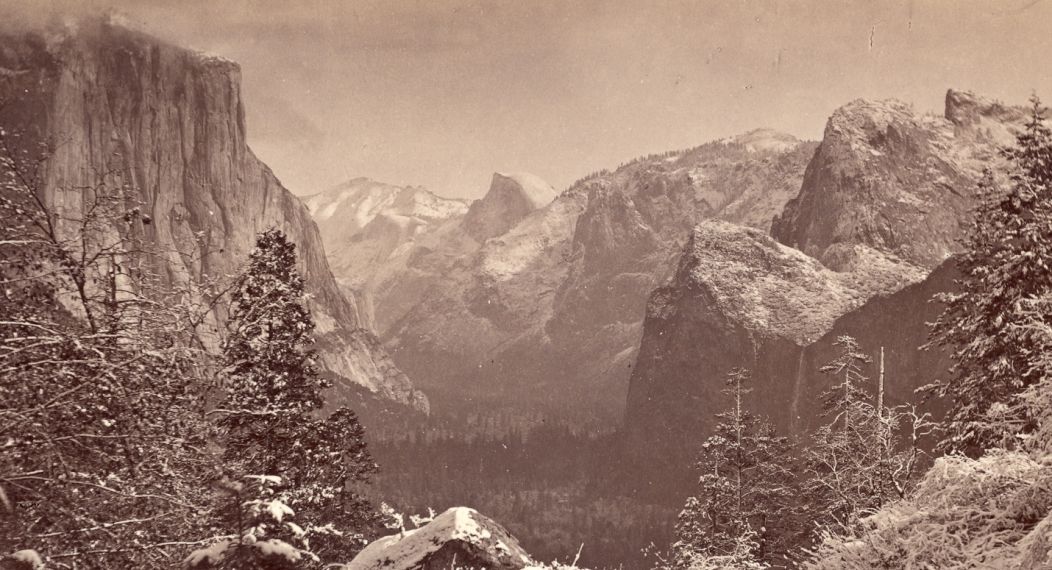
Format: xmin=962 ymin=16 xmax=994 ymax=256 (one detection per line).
xmin=5 ymin=9 xmax=1052 ymax=570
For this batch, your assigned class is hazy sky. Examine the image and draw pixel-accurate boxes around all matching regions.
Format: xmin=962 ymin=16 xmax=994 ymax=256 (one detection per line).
xmin=6 ymin=1 xmax=1052 ymax=199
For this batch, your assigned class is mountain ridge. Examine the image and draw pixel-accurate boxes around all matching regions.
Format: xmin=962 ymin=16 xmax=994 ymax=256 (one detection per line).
xmin=313 ymin=132 xmax=818 ymax=430
xmin=623 ymin=89 xmax=1030 ymax=500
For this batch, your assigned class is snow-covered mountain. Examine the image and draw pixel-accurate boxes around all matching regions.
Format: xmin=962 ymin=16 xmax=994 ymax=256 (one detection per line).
xmin=304 ymin=179 xmax=470 ymax=331
xmin=305 ymin=178 xmax=469 ymax=251
xmin=622 ymin=90 xmax=1030 ymax=499
xmin=311 ymin=134 xmax=816 ymax=428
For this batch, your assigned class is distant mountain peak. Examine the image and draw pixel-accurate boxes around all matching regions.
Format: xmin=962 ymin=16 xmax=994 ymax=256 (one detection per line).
xmin=305 ymin=178 xmax=466 ymax=228
xmin=492 ymin=172 xmax=558 ymax=209
xmin=728 ymin=128 xmax=801 ymax=152
xmin=462 ymin=172 xmax=556 ymax=242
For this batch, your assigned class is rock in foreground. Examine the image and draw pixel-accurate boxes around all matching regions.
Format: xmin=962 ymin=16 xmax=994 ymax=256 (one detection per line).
xmin=347 ymin=508 xmax=535 ymax=570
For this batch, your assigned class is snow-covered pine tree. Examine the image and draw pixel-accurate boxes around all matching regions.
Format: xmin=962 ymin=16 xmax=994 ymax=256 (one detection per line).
xmin=927 ymin=96 xmax=1052 ymax=452
xmin=185 ymin=475 xmax=316 ymax=570
xmin=211 ymin=228 xmax=377 ymax=567
xmin=803 ymin=336 xmax=931 ymax=537
xmin=671 ymin=368 xmax=795 ymax=569
xmin=804 ymin=336 xmax=881 ymax=532
xmin=818 ymin=336 xmax=872 ymax=433
xmin=1015 ymin=296 xmax=1052 ymax=454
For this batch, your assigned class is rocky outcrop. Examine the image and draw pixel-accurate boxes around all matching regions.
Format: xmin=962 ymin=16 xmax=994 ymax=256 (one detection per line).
xmin=373 ymin=135 xmax=817 ymax=429
xmin=944 ymin=89 xmax=1028 ymax=136
xmin=772 ymin=90 xmax=1025 ymax=271
xmin=623 ymin=221 xmax=925 ymax=478
xmin=462 ymin=172 xmax=557 ymax=242
xmin=346 ymin=507 xmax=535 ymax=570
xmin=622 ymin=224 xmax=955 ymax=501
xmin=0 ymin=19 xmax=427 ymax=412
xmin=623 ymin=91 xmax=1031 ymax=500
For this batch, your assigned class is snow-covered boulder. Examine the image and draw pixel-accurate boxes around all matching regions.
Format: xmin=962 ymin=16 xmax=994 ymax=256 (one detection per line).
xmin=346 ymin=507 xmax=535 ymax=570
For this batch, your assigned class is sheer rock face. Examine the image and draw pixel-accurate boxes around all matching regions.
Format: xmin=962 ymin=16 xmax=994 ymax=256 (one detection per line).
xmin=346 ymin=136 xmax=816 ymax=429
xmin=623 ymin=222 xmax=955 ymax=500
xmin=462 ymin=172 xmax=557 ymax=243
xmin=624 ymin=222 xmax=925 ymax=469
xmin=0 ymin=21 xmax=426 ymax=412
xmin=772 ymin=90 xmax=1026 ymax=271
xmin=622 ymin=90 xmax=1026 ymax=499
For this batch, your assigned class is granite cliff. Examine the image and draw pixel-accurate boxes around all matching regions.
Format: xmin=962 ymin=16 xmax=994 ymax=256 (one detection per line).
xmin=313 ymin=134 xmax=817 ymax=428
xmin=0 ymin=20 xmax=426 ymax=412
xmin=623 ymin=91 xmax=1027 ymax=500
xmin=773 ymin=90 xmax=1023 ymax=270
xmin=622 ymin=222 xmax=931 ymax=496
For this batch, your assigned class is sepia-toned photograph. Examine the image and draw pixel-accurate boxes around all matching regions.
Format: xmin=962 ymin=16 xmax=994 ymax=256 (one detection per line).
xmin=2 ymin=1 xmax=1052 ymax=568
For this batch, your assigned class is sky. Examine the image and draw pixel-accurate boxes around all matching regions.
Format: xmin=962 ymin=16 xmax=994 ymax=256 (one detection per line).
xmin=4 ymin=0 xmax=1052 ymax=199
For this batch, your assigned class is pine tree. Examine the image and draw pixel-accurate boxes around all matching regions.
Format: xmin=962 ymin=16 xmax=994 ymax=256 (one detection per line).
xmin=927 ymin=96 xmax=1052 ymax=452
xmin=211 ymin=228 xmax=378 ymax=567
xmin=1016 ymin=297 xmax=1052 ymax=454
xmin=819 ymin=336 xmax=872 ymax=433
xmin=804 ymin=337 xmax=881 ymax=532
xmin=804 ymin=337 xmax=931 ymax=535
xmin=185 ymin=476 xmax=316 ymax=570
xmin=671 ymin=368 xmax=795 ymax=568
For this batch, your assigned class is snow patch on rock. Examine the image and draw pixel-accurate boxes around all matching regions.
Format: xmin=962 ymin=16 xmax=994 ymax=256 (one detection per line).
xmin=346 ymin=507 xmax=534 ymax=570
xmin=727 ymin=128 xmax=801 ymax=153
xmin=678 ymin=220 xmax=926 ymax=344
xmin=496 ymin=171 xmax=558 ymax=210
